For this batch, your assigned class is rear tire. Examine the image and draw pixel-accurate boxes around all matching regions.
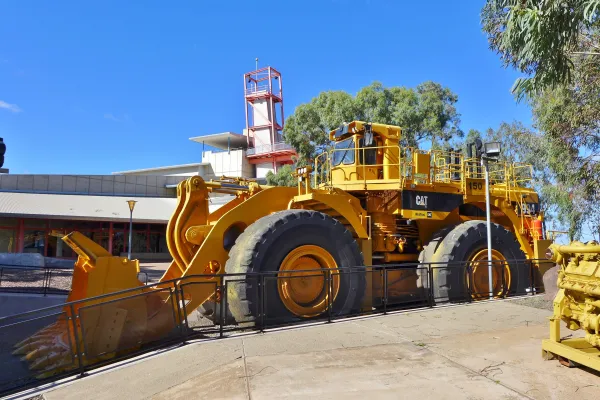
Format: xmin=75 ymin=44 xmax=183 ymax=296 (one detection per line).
xmin=420 ymin=221 xmax=527 ymax=303
xmin=224 ymin=210 xmax=366 ymax=325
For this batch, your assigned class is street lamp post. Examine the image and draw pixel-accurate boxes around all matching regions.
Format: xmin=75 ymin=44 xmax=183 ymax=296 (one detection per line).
xmin=481 ymin=142 xmax=501 ymax=300
xmin=126 ymin=200 xmax=137 ymax=260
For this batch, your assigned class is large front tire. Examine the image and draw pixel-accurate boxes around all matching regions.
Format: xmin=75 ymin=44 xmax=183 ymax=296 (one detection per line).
xmin=224 ymin=210 xmax=366 ymax=325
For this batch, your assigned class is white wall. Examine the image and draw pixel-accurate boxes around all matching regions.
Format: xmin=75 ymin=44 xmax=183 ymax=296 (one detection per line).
xmin=121 ymin=166 xmax=200 ymax=176
xmin=256 ymin=162 xmax=275 ymax=179
xmin=252 ymin=99 xmax=273 ymax=150
xmin=201 ymin=149 xmax=254 ymax=179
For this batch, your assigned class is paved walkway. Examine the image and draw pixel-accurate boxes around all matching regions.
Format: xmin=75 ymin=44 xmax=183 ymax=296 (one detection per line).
xmin=14 ymin=297 xmax=600 ymax=400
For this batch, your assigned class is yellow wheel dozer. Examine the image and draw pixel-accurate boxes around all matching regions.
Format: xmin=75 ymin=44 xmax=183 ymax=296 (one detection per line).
xmin=13 ymin=121 xmax=552 ymax=379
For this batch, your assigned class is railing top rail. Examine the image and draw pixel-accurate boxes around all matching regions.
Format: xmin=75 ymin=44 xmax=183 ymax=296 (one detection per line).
xmin=315 ymin=143 xmax=534 ymax=188
xmin=0 ymin=255 xmax=549 ymax=396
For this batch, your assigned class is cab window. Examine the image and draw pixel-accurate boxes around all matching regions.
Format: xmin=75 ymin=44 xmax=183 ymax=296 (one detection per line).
xmin=358 ymin=138 xmax=377 ymax=165
xmin=332 ymin=138 xmax=355 ymax=166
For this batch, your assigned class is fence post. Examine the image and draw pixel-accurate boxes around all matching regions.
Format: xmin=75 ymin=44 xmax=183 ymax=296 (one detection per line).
xmin=383 ymin=267 xmax=388 ymax=315
xmin=327 ymin=269 xmax=332 ymax=323
xmin=529 ymin=260 xmax=535 ymax=296
xmin=43 ymin=268 xmax=50 ymax=296
xmin=172 ymin=283 xmax=186 ymax=343
xmin=69 ymin=303 xmax=86 ymax=377
xmin=259 ymin=274 xmax=265 ymax=332
xmin=428 ymin=264 xmax=434 ymax=308
xmin=466 ymin=263 xmax=473 ymax=302
xmin=220 ymin=282 xmax=225 ymax=338
xmin=167 ymin=284 xmax=182 ymax=343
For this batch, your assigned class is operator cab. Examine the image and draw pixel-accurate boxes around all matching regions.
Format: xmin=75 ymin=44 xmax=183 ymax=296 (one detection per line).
xmin=328 ymin=121 xmax=401 ymax=184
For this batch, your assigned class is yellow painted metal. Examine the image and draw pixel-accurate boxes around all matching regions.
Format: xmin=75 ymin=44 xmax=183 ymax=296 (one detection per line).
xmin=14 ymin=232 xmax=149 ymax=378
xmin=277 ymin=245 xmax=339 ymax=317
xmin=542 ymin=241 xmax=600 ymax=372
xmin=361 ymin=238 xmax=373 ymax=312
xmin=15 ymin=119 xmax=549 ymax=378
xmin=16 ymin=180 xmax=298 ymax=378
xmin=467 ymin=249 xmax=510 ymax=300
xmin=382 ymin=253 xmax=419 ymax=263
xmin=292 ymin=190 xmax=369 ymax=238
xmin=413 ymin=152 xmax=431 ymax=176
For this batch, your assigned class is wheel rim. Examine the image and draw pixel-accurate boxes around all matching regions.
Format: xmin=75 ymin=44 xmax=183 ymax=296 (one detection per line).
xmin=467 ymin=249 xmax=510 ymax=300
xmin=278 ymin=245 xmax=339 ymax=317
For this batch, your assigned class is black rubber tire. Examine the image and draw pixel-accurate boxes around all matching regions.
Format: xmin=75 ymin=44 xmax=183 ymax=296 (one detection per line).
xmin=417 ymin=224 xmax=458 ymax=290
xmin=224 ymin=210 xmax=366 ymax=325
xmin=421 ymin=220 xmax=527 ymax=302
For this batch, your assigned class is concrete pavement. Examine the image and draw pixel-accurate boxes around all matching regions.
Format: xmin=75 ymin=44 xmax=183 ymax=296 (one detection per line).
xmin=14 ymin=297 xmax=600 ymax=400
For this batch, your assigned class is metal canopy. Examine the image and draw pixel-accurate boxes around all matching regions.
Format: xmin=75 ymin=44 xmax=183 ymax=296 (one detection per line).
xmin=189 ymin=132 xmax=248 ymax=150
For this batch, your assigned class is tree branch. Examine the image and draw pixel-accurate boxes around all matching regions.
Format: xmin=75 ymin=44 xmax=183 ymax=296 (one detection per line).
xmin=570 ymin=51 xmax=600 ymax=56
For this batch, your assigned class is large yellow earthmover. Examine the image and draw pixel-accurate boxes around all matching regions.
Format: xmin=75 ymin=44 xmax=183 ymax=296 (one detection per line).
xmin=15 ymin=121 xmax=553 ymax=376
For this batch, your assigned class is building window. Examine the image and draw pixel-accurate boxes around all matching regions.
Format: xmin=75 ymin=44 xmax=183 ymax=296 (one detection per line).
xmin=0 ymin=229 xmax=16 ymax=253
xmin=0 ymin=217 xmax=18 ymax=253
xmin=0 ymin=217 xmax=168 ymax=257
xmin=132 ymin=231 xmax=147 ymax=253
xmin=112 ymin=230 xmax=126 ymax=256
xmin=47 ymin=230 xmax=75 ymax=258
xmin=24 ymin=230 xmax=46 ymax=254
xmin=149 ymin=232 xmax=168 ymax=253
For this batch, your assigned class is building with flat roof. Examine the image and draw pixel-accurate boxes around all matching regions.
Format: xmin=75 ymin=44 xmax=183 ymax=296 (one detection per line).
xmin=0 ymin=65 xmax=292 ymax=262
xmin=0 ymin=173 xmax=233 ymax=260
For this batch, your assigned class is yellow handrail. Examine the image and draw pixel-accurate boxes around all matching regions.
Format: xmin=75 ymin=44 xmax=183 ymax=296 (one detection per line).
xmin=313 ymin=143 xmax=534 ymax=191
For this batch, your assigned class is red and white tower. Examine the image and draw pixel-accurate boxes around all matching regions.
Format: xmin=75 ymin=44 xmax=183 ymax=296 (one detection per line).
xmin=243 ymin=66 xmax=296 ymax=178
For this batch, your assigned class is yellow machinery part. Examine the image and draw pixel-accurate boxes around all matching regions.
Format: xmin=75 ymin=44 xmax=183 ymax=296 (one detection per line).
xmin=13 ymin=232 xmax=152 ymax=378
xmin=14 ymin=119 xmax=549 ymax=379
xmin=542 ymin=241 xmax=600 ymax=372
xmin=15 ymin=176 xmax=298 ymax=378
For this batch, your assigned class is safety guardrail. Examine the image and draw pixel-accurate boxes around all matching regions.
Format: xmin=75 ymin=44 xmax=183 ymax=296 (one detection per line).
xmin=246 ymin=142 xmax=295 ymax=156
xmin=0 ymin=258 xmax=553 ymax=397
xmin=0 ymin=266 xmax=73 ymax=296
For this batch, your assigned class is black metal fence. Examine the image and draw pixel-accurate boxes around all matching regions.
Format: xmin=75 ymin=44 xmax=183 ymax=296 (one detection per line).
xmin=0 ymin=258 xmax=553 ymax=397
xmin=0 ymin=266 xmax=74 ymax=296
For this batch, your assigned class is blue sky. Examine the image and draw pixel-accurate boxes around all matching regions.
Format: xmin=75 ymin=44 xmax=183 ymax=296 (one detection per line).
xmin=0 ymin=0 xmax=532 ymax=174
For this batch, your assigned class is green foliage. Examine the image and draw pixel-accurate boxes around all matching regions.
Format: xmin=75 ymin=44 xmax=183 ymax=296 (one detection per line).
xmin=458 ymin=120 xmax=596 ymax=241
xmin=481 ymin=0 xmax=600 ymax=98
xmin=265 ymin=164 xmax=296 ymax=187
xmin=283 ymin=81 xmax=463 ymax=165
xmin=456 ymin=129 xmax=483 ymax=155
xmin=527 ymin=63 xmax=600 ymax=240
xmin=482 ymin=0 xmax=600 ymax=240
